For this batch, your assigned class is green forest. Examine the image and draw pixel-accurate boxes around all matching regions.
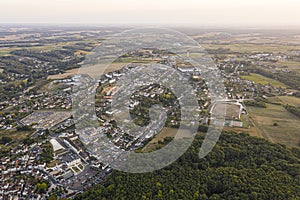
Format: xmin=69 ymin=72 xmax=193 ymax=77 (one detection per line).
xmin=74 ymin=131 xmax=300 ymax=200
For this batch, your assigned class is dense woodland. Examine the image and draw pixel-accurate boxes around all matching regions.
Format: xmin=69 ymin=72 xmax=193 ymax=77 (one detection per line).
xmin=75 ymin=132 xmax=300 ymax=200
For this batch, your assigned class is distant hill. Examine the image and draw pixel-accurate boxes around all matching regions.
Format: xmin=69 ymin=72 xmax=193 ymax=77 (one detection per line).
xmin=75 ymin=132 xmax=300 ymax=200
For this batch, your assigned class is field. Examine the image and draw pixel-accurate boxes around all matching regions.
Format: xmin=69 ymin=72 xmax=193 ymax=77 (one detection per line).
xmin=269 ymin=60 xmax=300 ymax=71
xmin=247 ymin=103 xmax=300 ymax=147
xmin=0 ymin=48 xmax=14 ymax=56
xmin=0 ymin=129 xmax=33 ymax=153
xmin=47 ymin=68 xmax=80 ymax=79
xmin=142 ymin=101 xmax=300 ymax=149
xmin=142 ymin=127 xmax=192 ymax=152
xmin=241 ymin=73 xmax=288 ymax=88
xmin=202 ymin=43 xmax=300 ymax=54
xmin=47 ymin=62 xmax=128 ymax=79
xmin=47 ymin=160 xmax=61 ymax=168
xmin=74 ymin=50 xmax=92 ymax=55
xmin=211 ymin=102 xmax=241 ymax=120
xmin=267 ymin=96 xmax=300 ymax=107
xmin=47 ymin=57 xmax=158 ymax=80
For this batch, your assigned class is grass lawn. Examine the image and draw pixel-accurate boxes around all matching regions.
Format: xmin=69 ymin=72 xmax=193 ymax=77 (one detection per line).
xmin=247 ymin=103 xmax=300 ymax=147
xmin=241 ymin=73 xmax=288 ymax=88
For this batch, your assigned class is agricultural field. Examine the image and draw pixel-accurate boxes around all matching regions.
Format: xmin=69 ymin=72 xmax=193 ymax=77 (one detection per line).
xmin=267 ymin=96 xmax=300 ymax=107
xmin=269 ymin=60 xmax=300 ymax=71
xmin=247 ymin=103 xmax=300 ymax=147
xmin=241 ymin=73 xmax=288 ymax=88
xmin=202 ymin=43 xmax=300 ymax=54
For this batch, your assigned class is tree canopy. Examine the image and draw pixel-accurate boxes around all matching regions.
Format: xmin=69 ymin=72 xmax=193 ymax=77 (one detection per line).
xmin=75 ymin=131 xmax=300 ymax=200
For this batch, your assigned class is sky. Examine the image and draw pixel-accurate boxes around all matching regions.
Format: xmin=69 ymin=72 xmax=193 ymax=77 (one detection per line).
xmin=1 ymin=0 xmax=300 ymax=27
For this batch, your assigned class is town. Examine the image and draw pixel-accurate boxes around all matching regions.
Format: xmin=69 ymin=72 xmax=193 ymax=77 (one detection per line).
xmin=0 ymin=26 xmax=300 ymax=199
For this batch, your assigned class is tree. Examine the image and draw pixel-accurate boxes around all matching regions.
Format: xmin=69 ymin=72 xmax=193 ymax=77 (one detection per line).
xmin=75 ymin=132 xmax=300 ymax=200
xmin=36 ymin=182 xmax=48 ymax=194
xmin=0 ymin=136 xmax=12 ymax=145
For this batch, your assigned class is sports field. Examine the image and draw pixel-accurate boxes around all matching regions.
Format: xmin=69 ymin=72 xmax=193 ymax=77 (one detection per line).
xmin=211 ymin=102 xmax=241 ymax=120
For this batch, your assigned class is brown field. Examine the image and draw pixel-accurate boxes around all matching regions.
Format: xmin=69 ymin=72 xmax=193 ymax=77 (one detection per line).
xmin=47 ymin=60 xmax=159 ymax=80
xmin=101 ymin=85 xmax=117 ymax=94
xmin=272 ymin=61 xmax=300 ymax=71
xmin=74 ymin=50 xmax=92 ymax=55
xmin=247 ymin=103 xmax=300 ymax=147
xmin=223 ymin=113 xmax=262 ymax=137
xmin=211 ymin=102 xmax=241 ymax=120
xmin=142 ymin=127 xmax=192 ymax=152
xmin=202 ymin=43 xmax=300 ymax=54
xmin=47 ymin=63 xmax=128 ymax=79
xmin=47 ymin=68 xmax=80 ymax=79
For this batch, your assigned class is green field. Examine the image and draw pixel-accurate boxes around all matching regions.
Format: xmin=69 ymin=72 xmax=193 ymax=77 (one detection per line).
xmin=241 ymin=73 xmax=288 ymax=88
xmin=247 ymin=103 xmax=300 ymax=147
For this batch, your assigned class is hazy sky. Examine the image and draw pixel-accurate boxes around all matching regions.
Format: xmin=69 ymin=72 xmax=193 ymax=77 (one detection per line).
xmin=1 ymin=0 xmax=300 ymax=27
